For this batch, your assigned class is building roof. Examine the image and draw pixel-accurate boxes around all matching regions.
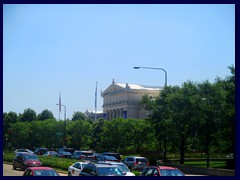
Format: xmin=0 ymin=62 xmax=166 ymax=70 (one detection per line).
xmin=116 ymin=83 xmax=162 ymax=91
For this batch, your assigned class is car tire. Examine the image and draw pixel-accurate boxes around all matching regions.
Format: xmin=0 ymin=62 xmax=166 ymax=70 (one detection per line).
xmin=68 ymin=172 xmax=72 ymax=176
xmin=13 ymin=163 xmax=16 ymax=170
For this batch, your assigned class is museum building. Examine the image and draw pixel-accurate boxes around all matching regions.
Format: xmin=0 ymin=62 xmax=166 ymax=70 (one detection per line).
xmin=101 ymin=79 xmax=162 ymax=120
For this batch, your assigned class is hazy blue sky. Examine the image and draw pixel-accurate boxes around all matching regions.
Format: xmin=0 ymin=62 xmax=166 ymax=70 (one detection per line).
xmin=3 ymin=4 xmax=235 ymax=119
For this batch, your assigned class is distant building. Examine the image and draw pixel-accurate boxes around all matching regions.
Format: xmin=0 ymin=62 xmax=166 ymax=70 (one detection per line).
xmin=101 ymin=79 xmax=162 ymax=120
xmin=85 ymin=109 xmax=103 ymax=120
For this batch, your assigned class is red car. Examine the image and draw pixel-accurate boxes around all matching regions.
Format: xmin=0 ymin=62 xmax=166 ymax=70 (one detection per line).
xmin=23 ymin=167 xmax=60 ymax=176
xmin=140 ymin=166 xmax=185 ymax=176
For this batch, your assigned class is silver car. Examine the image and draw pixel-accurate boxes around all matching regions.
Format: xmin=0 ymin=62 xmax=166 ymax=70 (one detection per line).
xmin=122 ymin=156 xmax=149 ymax=171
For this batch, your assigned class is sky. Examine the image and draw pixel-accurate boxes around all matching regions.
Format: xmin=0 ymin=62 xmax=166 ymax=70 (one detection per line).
xmin=3 ymin=4 xmax=235 ymax=120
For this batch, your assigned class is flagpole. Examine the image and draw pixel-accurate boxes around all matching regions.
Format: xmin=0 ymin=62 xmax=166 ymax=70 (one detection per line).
xmin=59 ymin=92 xmax=61 ymax=120
xmin=95 ymin=82 xmax=97 ymax=121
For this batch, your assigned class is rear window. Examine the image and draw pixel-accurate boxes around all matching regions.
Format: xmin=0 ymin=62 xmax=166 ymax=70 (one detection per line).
xmin=103 ymin=153 xmax=120 ymax=160
xmin=136 ymin=158 xmax=148 ymax=163
xmin=82 ymin=152 xmax=93 ymax=156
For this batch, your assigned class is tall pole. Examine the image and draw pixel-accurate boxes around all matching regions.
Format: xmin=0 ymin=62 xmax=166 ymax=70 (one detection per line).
xmin=59 ymin=92 xmax=61 ymax=120
xmin=95 ymin=82 xmax=98 ymax=121
xmin=62 ymin=104 xmax=66 ymax=147
xmin=56 ymin=103 xmax=66 ymax=147
xmin=134 ymin=66 xmax=168 ymax=162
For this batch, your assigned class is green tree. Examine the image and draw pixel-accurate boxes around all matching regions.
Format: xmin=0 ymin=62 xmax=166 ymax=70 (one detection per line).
xmin=67 ymin=120 xmax=92 ymax=149
xmin=19 ymin=108 xmax=37 ymax=122
xmin=38 ymin=109 xmax=55 ymax=120
xmin=72 ymin=111 xmax=87 ymax=121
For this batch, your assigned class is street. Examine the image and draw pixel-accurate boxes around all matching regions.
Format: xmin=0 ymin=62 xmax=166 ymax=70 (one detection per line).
xmin=3 ymin=164 xmax=67 ymax=176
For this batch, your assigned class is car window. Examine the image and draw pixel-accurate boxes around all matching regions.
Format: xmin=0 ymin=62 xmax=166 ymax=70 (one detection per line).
xmin=127 ymin=158 xmax=134 ymax=161
xmin=136 ymin=158 xmax=147 ymax=163
xmin=142 ymin=168 xmax=154 ymax=176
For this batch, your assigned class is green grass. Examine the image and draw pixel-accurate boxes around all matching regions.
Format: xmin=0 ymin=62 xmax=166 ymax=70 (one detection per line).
xmin=184 ymin=161 xmax=226 ymax=168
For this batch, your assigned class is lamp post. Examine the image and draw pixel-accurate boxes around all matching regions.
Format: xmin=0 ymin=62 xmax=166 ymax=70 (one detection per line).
xmin=202 ymin=97 xmax=210 ymax=168
xmin=133 ymin=67 xmax=167 ymax=87
xmin=56 ymin=103 xmax=66 ymax=146
xmin=133 ymin=66 xmax=168 ymax=162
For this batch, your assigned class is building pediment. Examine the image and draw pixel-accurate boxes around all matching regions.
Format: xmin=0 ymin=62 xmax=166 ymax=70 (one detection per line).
xmin=101 ymin=82 xmax=126 ymax=96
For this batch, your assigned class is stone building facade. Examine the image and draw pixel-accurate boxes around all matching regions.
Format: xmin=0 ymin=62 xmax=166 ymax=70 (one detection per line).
xmin=101 ymin=80 xmax=162 ymax=120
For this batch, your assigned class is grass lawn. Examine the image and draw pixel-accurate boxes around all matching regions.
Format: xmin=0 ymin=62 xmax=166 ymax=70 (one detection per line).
xmin=184 ymin=161 xmax=226 ymax=168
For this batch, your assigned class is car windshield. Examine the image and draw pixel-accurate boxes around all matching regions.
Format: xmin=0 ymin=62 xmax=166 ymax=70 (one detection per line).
xmin=104 ymin=156 xmax=117 ymax=160
xmin=33 ymin=170 xmax=59 ymax=176
xmin=97 ymin=167 xmax=123 ymax=176
xmin=160 ymin=169 xmax=185 ymax=176
xmin=62 ymin=151 xmax=71 ymax=155
xmin=24 ymin=154 xmax=39 ymax=160
xmin=116 ymin=164 xmax=129 ymax=172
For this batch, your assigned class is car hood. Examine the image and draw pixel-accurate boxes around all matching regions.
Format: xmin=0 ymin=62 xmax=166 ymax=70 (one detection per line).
xmin=25 ymin=160 xmax=41 ymax=164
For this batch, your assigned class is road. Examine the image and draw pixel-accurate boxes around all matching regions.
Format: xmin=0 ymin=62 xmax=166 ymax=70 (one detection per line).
xmin=3 ymin=164 xmax=67 ymax=176
xmin=3 ymin=163 xmax=205 ymax=176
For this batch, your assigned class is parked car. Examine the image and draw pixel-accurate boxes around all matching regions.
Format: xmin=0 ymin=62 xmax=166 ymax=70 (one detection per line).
xmin=57 ymin=151 xmax=73 ymax=158
xmin=34 ymin=147 xmax=48 ymax=155
xmin=42 ymin=151 xmax=58 ymax=157
xmin=13 ymin=152 xmax=42 ymax=170
xmin=57 ymin=147 xmax=75 ymax=154
xmin=23 ymin=167 xmax=60 ymax=176
xmin=79 ymin=163 xmax=124 ymax=176
xmin=72 ymin=150 xmax=94 ymax=160
xmin=140 ymin=166 xmax=185 ymax=176
xmin=102 ymin=152 xmax=121 ymax=162
xmin=15 ymin=149 xmax=34 ymax=154
xmin=122 ymin=156 xmax=149 ymax=171
xmin=93 ymin=153 xmax=101 ymax=160
xmin=68 ymin=162 xmax=88 ymax=176
xmin=96 ymin=161 xmax=135 ymax=176
xmin=97 ymin=155 xmax=118 ymax=162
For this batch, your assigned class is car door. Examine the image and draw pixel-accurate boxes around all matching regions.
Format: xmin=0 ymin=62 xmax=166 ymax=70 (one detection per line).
xmin=15 ymin=154 xmax=24 ymax=168
xmin=71 ymin=163 xmax=82 ymax=176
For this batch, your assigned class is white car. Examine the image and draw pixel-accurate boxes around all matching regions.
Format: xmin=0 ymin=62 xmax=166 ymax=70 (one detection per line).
xmin=96 ymin=161 xmax=135 ymax=176
xmin=14 ymin=149 xmax=34 ymax=154
xmin=68 ymin=162 xmax=88 ymax=176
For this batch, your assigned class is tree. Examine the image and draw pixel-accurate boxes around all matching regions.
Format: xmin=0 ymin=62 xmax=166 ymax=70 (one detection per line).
xmin=72 ymin=111 xmax=87 ymax=121
xmin=19 ymin=108 xmax=37 ymax=122
xmin=38 ymin=109 xmax=55 ymax=120
xmin=67 ymin=120 xmax=92 ymax=149
xmin=91 ymin=118 xmax=105 ymax=152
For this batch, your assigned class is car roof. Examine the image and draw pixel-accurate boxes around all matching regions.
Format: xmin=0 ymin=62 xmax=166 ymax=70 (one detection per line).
xmin=74 ymin=161 xmax=88 ymax=164
xmin=103 ymin=152 xmax=119 ymax=154
xmin=87 ymin=163 xmax=118 ymax=167
xmin=26 ymin=167 xmax=54 ymax=170
xmin=146 ymin=166 xmax=177 ymax=170
xmin=74 ymin=150 xmax=92 ymax=153
xmin=16 ymin=152 xmax=35 ymax=155
xmin=97 ymin=161 xmax=125 ymax=165
xmin=125 ymin=156 xmax=146 ymax=158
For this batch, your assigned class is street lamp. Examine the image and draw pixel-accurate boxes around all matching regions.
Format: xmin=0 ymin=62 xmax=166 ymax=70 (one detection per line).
xmin=56 ymin=104 xmax=66 ymax=146
xmin=133 ymin=66 xmax=168 ymax=162
xmin=133 ymin=67 xmax=167 ymax=87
